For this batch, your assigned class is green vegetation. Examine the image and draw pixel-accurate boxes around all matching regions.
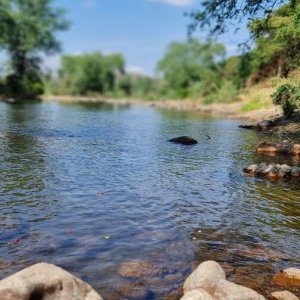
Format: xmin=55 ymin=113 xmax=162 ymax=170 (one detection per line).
xmin=0 ymin=0 xmax=68 ymax=100
xmin=272 ymin=83 xmax=300 ymax=117
xmin=1 ymin=0 xmax=300 ymax=116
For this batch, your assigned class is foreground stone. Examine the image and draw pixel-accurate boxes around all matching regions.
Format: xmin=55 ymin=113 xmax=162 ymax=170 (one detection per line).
xmin=0 ymin=262 xmax=103 ymax=300
xmin=169 ymin=136 xmax=198 ymax=145
xmin=269 ymin=291 xmax=299 ymax=300
xmin=272 ymin=268 xmax=300 ymax=288
xmin=182 ymin=261 xmax=265 ymax=300
xmin=239 ymin=120 xmax=275 ymax=132
xmin=243 ymin=163 xmax=300 ymax=180
xmin=256 ymin=141 xmax=300 ymax=156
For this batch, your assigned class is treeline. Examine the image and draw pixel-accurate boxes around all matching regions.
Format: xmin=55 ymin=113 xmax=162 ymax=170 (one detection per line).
xmin=1 ymin=0 xmax=300 ymax=115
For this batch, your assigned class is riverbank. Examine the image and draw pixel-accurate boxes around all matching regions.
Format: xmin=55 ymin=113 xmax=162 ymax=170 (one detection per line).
xmin=42 ymin=94 xmax=281 ymax=122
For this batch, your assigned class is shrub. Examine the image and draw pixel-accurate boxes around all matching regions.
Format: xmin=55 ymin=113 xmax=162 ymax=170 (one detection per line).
xmin=271 ymin=83 xmax=300 ymax=117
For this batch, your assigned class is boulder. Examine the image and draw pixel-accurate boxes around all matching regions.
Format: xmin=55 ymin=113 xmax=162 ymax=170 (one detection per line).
xmin=272 ymin=268 xmax=300 ymax=288
xmin=169 ymin=136 xmax=198 ymax=145
xmin=239 ymin=125 xmax=257 ymax=130
xmin=0 ymin=262 xmax=103 ymax=300
xmin=269 ymin=291 xmax=299 ymax=300
xmin=256 ymin=141 xmax=300 ymax=156
xmin=183 ymin=261 xmax=226 ymax=294
xmin=213 ymin=280 xmax=265 ymax=300
xmin=181 ymin=289 xmax=214 ymax=300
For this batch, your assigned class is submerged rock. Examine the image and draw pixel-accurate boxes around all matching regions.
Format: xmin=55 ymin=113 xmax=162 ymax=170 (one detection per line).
xmin=118 ymin=260 xmax=159 ymax=279
xmin=243 ymin=163 xmax=300 ymax=180
xmin=256 ymin=141 xmax=300 ymax=156
xmin=239 ymin=124 xmax=257 ymax=130
xmin=272 ymin=268 xmax=300 ymax=289
xmin=169 ymin=136 xmax=198 ymax=145
xmin=0 ymin=262 xmax=103 ymax=300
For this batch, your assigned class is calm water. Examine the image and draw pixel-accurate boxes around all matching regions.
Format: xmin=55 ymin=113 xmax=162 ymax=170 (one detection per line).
xmin=0 ymin=102 xmax=299 ymax=299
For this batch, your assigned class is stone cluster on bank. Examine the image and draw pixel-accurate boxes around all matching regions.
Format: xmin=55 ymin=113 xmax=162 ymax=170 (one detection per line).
xmin=0 ymin=261 xmax=299 ymax=299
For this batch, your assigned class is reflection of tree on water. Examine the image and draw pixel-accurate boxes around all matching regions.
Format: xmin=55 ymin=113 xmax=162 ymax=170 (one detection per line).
xmin=0 ymin=103 xmax=59 ymax=278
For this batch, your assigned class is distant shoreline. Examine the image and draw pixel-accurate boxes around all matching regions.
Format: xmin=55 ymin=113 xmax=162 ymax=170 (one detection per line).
xmin=42 ymin=95 xmax=280 ymax=122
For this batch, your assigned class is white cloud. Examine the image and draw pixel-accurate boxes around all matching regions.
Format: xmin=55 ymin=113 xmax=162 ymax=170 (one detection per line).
xmin=149 ymin=0 xmax=194 ymax=7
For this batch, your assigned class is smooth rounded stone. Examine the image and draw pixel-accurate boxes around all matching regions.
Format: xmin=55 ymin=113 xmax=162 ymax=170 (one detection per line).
xmin=272 ymin=268 xmax=300 ymax=288
xmin=269 ymin=291 xmax=300 ymax=300
xmin=118 ymin=260 xmax=159 ymax=279
xmin=213 ymin=279 xmax=265 ymax=300
xmin=169 ymin=136 xmax=198 ymax=145
xmin=0 ymin=262 xmax=103 ymax=300
xmin=180 ymin=289 xmax=214 ymax=300
xmin=243 ymin=164 xmax=259 ymax=173
xmin=257 ymin=120 xmax=275 ymax=131
xmin=183 ymin=261 xmax=226 ymax=294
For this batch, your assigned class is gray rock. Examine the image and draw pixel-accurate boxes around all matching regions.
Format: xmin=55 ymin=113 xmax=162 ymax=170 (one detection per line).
xmin=213 ymin=279 xmax=265 ymax=300
xmin=183 ymin=261 xmax=226 ymax=294
xmin=181 ymin=289 xmax=214 ymax=300
xmin=291 ymin=166 xmax=300 ymax=177
xmin=0 ymin=262 xmax=103 ymax=300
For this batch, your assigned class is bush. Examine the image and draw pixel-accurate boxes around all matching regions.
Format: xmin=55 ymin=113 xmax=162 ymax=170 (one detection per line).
xmin=271 ymin=83 xmax=300 ymax=117
xmin=4 ymin=73 xmax=44 ymax=100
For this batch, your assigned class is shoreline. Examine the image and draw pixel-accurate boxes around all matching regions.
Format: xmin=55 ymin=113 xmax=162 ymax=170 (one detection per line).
xmin=42 ymin=94 xmax=281 ymax=122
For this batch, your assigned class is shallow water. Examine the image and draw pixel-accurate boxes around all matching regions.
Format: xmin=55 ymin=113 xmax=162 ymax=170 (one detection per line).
xmin=0 ymin=101 xmax=299 ymax=299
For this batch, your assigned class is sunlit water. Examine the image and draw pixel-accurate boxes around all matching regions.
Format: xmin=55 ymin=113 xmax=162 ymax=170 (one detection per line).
xmin=0 ymin=102 xmax=299 ymax=299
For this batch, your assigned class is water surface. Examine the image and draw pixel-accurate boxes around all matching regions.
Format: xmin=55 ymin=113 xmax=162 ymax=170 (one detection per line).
xmin=0 ymin=102 xmax=299 ymax=299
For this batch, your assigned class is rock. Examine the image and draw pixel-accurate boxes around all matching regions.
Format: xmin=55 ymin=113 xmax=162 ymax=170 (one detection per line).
xmin=116 ymin=281 xmax=153 ymax=300
xmin=213 ymin=279 xmax=265 ymax=300
xmin=257 ymin=120 xmax=275 ymax=131
xmin=183 ymin=261 xmax=226 ymax=294
xmin=118 ymin=260 xmax=159 ymax=279
xmin=0 ymin=262 xmax=103 ymax=300
xmin=269 ymin=291 xmax=299 ymax=300
xmin=243 ymin=163 xmax=300 ymax=180
xmin=169 ymin=136 xmax=198 ymax=145
xmin=239 ymin=125 xmax=257 ymax=130
xmin=180 ymin=289 xmax=214 ymax=300
xmin=272 ymin=268 xmax=300 ymax=288
xmin=256 ymin=141 xmax=300 ymax=156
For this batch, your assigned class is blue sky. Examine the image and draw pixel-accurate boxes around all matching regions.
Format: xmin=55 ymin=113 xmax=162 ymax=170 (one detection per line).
xmin=47 ymin=0 xmax=249 ymax=75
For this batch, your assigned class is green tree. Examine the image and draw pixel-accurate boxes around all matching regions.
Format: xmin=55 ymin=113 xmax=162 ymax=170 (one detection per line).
xmin=157 ymin=39 xmax=225 ymax=98
xmin=0 ymin=0 xmax=69 ymax=100
xmin=189 ymin=0 xmax=287 ymax=34
xmin=58 ymin=52 xmax=125 ymax=95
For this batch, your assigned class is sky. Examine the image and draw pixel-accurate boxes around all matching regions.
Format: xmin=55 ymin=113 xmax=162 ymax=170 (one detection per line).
xmin=46 ymin=0 xmax=249 ymax=76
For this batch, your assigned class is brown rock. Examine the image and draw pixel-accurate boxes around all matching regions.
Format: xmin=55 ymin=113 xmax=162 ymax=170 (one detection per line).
xmin=118 ymin=260 xmax=159 ymax=279
xmin=272 ymin=268 xmax=300 ymax=288
xmin=0 ymin=262 xmax=103 ymax=300
xmin=169 ymin=136 xmax=198 ymax=145
xmin=256 ymin=141 xmax=300 ymax=156
xmin=183 ymin=261 xmax=226 ymax=294
xmin=213 ymin=279 xmax=265 ymax=300
xmin=269 ymin=290 xmax=299 ymax=300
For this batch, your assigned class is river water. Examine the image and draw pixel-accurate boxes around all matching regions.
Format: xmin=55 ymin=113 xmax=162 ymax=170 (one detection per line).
xmin=0 ymin=101 xmax=299 ymax=299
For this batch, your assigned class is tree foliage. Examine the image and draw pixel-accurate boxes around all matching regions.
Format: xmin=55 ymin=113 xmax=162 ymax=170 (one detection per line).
xmin=57 ymin=52 xmax=125 ymax=95
xmin=0 ymin=0 xmax=68 ymax=100
xmin=189 ymin=0 xmax=286 ymax=34
xmin=157 ymin=39 xmax=225 ymax=98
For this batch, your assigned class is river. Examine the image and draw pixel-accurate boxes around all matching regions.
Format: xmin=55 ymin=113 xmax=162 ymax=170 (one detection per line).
xmin=0 ymin=101 xmax=299 ymax=299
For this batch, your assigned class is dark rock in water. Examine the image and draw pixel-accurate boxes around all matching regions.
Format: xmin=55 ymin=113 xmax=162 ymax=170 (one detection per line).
xmin=257 ymin=119 xmax=275 ymax=131
xmin=239 ymin=124 xmax=256 ymax=130
xmin=169 ymin=136 xmax=198 ymax=145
